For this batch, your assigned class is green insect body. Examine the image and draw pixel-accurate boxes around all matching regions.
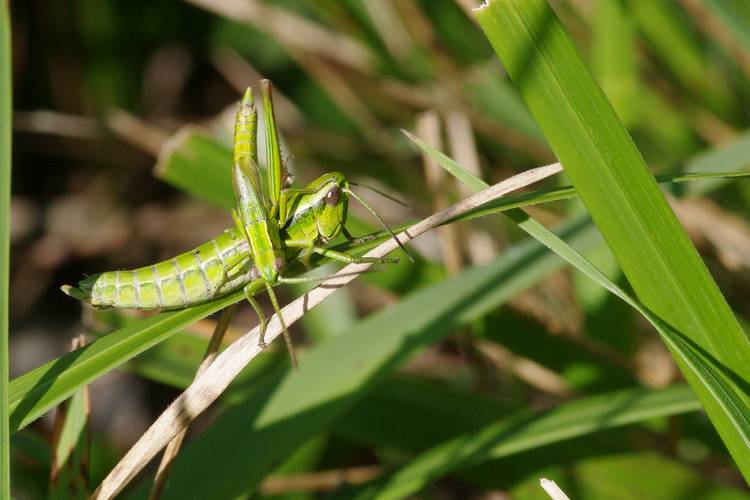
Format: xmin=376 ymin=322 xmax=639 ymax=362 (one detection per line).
xmin=282 ymin=172 xmax=349 ymax=246
xmin=231 ymin=85 xmax=285 ymax=284
xmin=61 ymin=171 xmax=351 ymax=310
xmin=62 ymin=229 xmax=252 ymax=309
xmin=63 ymin=79 xmax=404 ymax=367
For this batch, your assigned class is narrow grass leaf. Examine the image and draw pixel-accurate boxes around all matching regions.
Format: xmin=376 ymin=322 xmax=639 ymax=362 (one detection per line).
xmin=402 ymin=129 xmax=492 ymax=192
xmin=475 ymin=0 xmax=750 ymax=478
xmin=591 ymin=0 xmax=639 ymax=126
xmin=0 ymin=3 xmax=12 ymax=497
xmin=49 ymin=339 xmax=90 ymax=500
xmin=354 ymin=385 xmax=699 ymax=500
xmin=401 ymin=130 xmax=750 ymax=497
xmin=8 ymin=292 xmax=242 ymax=433
xmin=683 ymin=130 xmax=750 ymax=196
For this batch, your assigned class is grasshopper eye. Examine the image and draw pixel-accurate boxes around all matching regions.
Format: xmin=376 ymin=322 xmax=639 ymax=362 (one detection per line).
xmin=325 ymin=186 xmax=340 ymax=206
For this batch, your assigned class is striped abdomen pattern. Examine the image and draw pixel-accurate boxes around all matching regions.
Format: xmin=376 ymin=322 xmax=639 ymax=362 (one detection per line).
xmin=87 ymin=229 xmax=256 ymax=310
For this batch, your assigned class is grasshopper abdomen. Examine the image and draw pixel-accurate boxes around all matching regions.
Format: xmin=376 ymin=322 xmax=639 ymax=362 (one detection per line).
xmin=62 ymin=229 xmax=255 ymax=310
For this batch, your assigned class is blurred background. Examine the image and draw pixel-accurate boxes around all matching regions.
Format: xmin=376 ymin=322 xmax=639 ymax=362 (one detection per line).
xmin=8 ymin=0 xmax=750 ymax=498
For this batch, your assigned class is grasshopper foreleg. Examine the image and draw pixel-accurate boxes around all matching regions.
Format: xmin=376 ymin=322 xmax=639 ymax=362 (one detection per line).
xmin=341 ymin=227 xmax=378 ymax=245
xmin=264 ymin=283 xmax=298 ymax=370
xmin=285 ymin=239 xmax=398 ymax=266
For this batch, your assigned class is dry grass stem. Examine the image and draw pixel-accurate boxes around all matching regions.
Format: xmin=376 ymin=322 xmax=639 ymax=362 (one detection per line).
xmin=92 ymin=163 xmax=563 ymax=499
xmin=678 ymin=0 xmax=750 ymax=80
xmin=540 ymin=477 xmax=571 ymax=500
xmin=258 ymin=465 xmax=383 ymax=494
xmin=418 ymin=110 xmax=464 ymax=274
xmin=13 ymin=110 xmax=102 ymax=139
xmin=148 ymin=304 xmax=237 ymax=500
xmin=475 ymin=339 xmax=573 ymax=397
xmin=672 ymin=197 xmax=750 ymax=274
xmin=445 ymin=109 xmax=497 ymax=265
xmin=106 ymin=110 xmax=169 ymax=156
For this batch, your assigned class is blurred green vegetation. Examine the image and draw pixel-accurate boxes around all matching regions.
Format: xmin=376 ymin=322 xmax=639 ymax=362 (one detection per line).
xmin=7 ymin=0 xmax=750 ymax=498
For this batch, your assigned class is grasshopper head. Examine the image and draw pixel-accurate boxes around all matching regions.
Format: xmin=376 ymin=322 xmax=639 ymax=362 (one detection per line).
xmin=312 ymin=172 xmax=349 ymax=242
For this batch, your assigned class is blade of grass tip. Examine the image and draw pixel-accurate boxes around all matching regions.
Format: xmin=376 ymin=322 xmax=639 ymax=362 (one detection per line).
xmin=416 ymin=112 xmax=463 ymax=274
xmin=0 ymin=2 xmax=12 ymax=498
xmin=92 ymin=168 xmax=562 ymax=500
xmin=475 ymin=0 xmax=750 ymax=479
xmin=402 ymin=128 xmax=563 ymax=192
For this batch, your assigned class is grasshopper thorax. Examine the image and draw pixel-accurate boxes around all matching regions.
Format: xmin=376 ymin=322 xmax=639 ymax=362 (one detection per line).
xmin=283 ymin=172 xmax=349 ymax=244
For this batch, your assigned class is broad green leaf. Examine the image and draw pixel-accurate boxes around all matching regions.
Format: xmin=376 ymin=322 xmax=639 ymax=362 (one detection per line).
xmin=10 ymin=431 xmax=50 ymax=500
xmin=0 ymin=3 xmax=11 ymax=497
xmin=8 ymin=291 xmax=243 ymax=433
xmin=334 ymin=376 xmax=518 ymax=453
xmin=155 ymin=128 xmax=234 ymax=209
xmin=475 ymin=0 xmax=750 ymax=480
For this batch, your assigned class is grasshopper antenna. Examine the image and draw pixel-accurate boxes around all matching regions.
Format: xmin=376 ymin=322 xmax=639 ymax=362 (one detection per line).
xmin=348 ymin=181 xmax=411 ymax=210
xmin=345 ymin=188 xmax=415 ymax=263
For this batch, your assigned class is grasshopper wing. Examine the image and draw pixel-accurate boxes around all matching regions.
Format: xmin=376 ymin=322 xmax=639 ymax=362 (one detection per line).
xmin=233 ymin=87 xmax=270 ymax=224
xmin=260 ymin=79 xmax=287 ymax=219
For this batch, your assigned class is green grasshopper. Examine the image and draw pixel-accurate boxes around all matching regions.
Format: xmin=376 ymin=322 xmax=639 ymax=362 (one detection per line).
xmin=62 ymin=80 xmax=409 ymax=367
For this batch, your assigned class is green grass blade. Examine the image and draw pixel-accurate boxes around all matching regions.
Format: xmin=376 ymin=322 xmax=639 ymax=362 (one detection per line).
xmin=402 ymin=132 xmax=750 ymax=495
xmin=353 ymin=385 xmax=699 ymax=500
xmin=48 ymin=341 xmax=90 ymax=500
xmin=8 ymin=292 xmax=242 ymax=433
xmin=335 ymin=376 xmax=518 ymax=452
xmin=402 ymin=129 xmax=488 ymax=192
xmin=591 ymin=0 xmax=639 ymax=127
xmin=683 ymin=130 xmax=750 ymax=196
xmin=331 ymin=169 xmax=750 ymax=256
xmin=475 ymin=0 xmax=750 ymax=479
xmin=0 ymin=2 xmax=12 ymax=497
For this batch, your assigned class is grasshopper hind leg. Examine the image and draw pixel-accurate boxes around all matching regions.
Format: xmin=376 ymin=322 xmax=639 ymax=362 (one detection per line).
xmin=265 ymin=283 xmax=298 ymax=370
xmin=243 ymin=284 xmax=268 ymax=348
xmin=242 ymin=281 xmax=298 ymax=370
